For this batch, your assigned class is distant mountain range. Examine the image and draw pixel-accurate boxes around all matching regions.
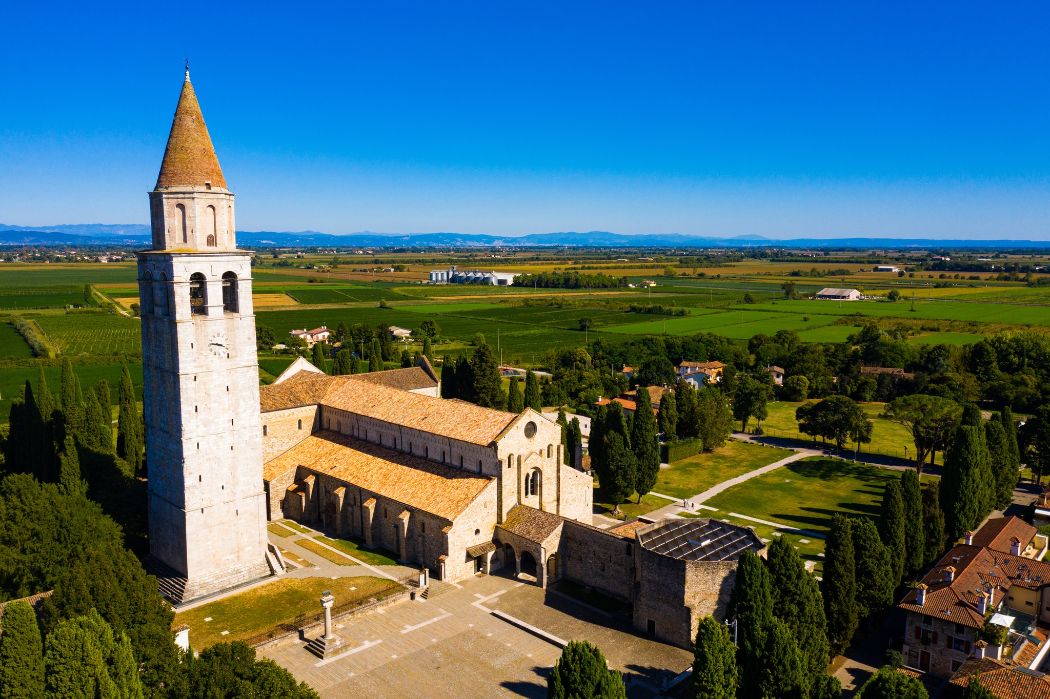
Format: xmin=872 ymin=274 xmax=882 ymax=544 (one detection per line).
xmin=0 ymin=223 xmax=1046 ymax=249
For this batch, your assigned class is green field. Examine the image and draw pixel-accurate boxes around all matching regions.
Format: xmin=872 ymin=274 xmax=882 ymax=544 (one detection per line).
xmin=908 ymin=331 xmax=985 ymax=346
xmin=35 ymin=313 xmax=141 ymax=356
xmin=603 ymin=309 xmax=837 ymax=336
xmin=741 ymin=299 xmax=1050 ymax=326
xmin=0 ymin=323 xmax=32 ymax=358
xmin=0 ymin=361 xmax=143 ymax=416
xmin=654 ymin=440 xmax=790 ymax=499
xmin=0 ymin=287 xmax=87 ymax=309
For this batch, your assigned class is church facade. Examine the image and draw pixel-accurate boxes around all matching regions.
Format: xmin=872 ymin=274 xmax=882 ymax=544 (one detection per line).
xmin=260 ymin=363 xmax=594 ymax=582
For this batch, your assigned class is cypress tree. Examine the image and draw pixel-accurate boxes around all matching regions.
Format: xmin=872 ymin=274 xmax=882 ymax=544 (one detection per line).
xmin=941 ymin=425 xmax=993 ymax=541
xmin=36 ymin=365 xmax=53 ymax=425
xmin=400 ymin=349 xmax=411 ymax=368
xmin=630 ymin=389 xmax=660 ymax=501
xmin=766 ymin=537 xmax=830 ymax=688
xmin=823 ymin=514 xmax=859 ymax=654
xmin=850 ymin=517 xmax=895 ymax=618
xmin=88 ymin=387 xmax=112 ymax=453
xmin=455 ymin=354 xmax=474 ymax=401
xmin=675 ymin=379 xmax=699 ymax=439
xmin=111 ymin=633 xmax=143 ymax=699
xmin=568 ymin=417 xmax=582 ymax=470
xmin=349 ymin=355 xmax=360 ymax=374
xmin=59 ymin=359 xmax=84 ymax=440
xmin=985 ymin=419 xmax=1015 ymax=510
xmin=589 ymin=405 xmax=608 ymax=486
xmin=999 ymin=407 xmax=1021 ymax=475
xmin=657 ymin=389 xmax=677 ymax=440
xmin=59 ymin=434 xmax=85 ymax=496
xmin=604 ymin=402 xmax=631 ymax=448
xmin=468 ymin=343 xmax=504 ymax=408
xmin=812 ymin=675 xmax=844 ymax=699
xmin=758 ymin=619 xmax=807 ymax=699
xmin=523 ymin=370 xmax=541 ymax=411
xmin=506 ymin=377 xmax=524 ymax=413
xmin=44 ymin=614 xmax=117 ymax=698
xmin=368 ymin=339 xmax=383 ymax=372
xmin=311 ymin=343 xmax=328 ymax=373
xmin=36 ymin=367 xmax=58 ymax=479
xmin=728 ymin=550 xmax=774 ymax=699
xmin=440 ymin=355 xmax=458 ymax=398
xmin=333 ymin=350 xmax=353 ymax=375
xmin=5 ymin=382 xmax=47 ymax=478
xmin=422 ymin=336 xmax=433 ymax=361
xmin=922 ymin=483 xmax=947 ymax=564
xmin=878 ymin=480 xmax=907 ymax=587
xmin=547 ymin=640 xmax=626 ymax=699
xmin=116 ymin=364 xmax=143 ymax=478
xmin=900 ymin=470 xmax=926 ymax=577
xmin=695 ymin=386 xmax=733 ymax=451
xmin=599 ymin=432 xmax=636 ymax=515
xmin=95 ymin=379 xmax=111 ymax=424
xmin=0 ymin=599 xmax=45 ymax=699
xmin=855 ymin=667 xmax=928 ymax=699
xmin=690 ymin=616 xmax=737 ymax=699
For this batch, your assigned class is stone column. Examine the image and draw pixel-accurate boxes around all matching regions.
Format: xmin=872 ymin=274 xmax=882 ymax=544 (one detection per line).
xmin=515 ymin=552 xmax=522 ymax=576
xmin=362 ymin=498 xmax=376 ymax=548
xmin=307 ymin=590 xmax=342 ymax=659
xmin=322 ymin=591 xmax=335 ymax=640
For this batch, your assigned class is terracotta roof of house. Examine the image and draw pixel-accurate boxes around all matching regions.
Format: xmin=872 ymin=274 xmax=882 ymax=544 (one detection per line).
xmin=949 ymin=657 xmax=1050 ymax=698
xmin=596 ymin=397 xmax=638 ymax=412
xmin=155 ymin=73 xmax=227 ymax=190
xmin=499 ymin=505 xmax=564 ymax=544
xmin=680 ymin=360 xmax=725 ymax=370
xmin=765 ymin=366 xmax=785 ymax=374
xmin=0 ymin=590 xmax=53 ymax=620
xmin=971 ymin=516 xmax=1037 ymax=553
xmin=624 ymin=386 xmax=670 ymax=405
xmin=263 ymin=431 xmax=492 ymax=521
xmin=350 ymin=366 xmax=437 ymax=392
xmin=860 ymin=366 xmax=915 ymax=378
xmin=260 ymin=371 xmax=515 ymax=444
xmin=898 ymin=543 xmax=1050 ymax=628
xmin=607 ymin=519 xmax=651 ymax=540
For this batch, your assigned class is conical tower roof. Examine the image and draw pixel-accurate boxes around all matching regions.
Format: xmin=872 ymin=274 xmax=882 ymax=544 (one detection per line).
xmin=155 ymin=70 xmax=227 ymax=190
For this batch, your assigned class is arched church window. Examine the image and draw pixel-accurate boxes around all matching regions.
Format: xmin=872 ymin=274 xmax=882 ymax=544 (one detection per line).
xmin=205 ymin=205 xmax=217 ymax=247
xmin=547 ymin=444 xmax=553 ymax=459
xmin=527 ymin=469 xmax=541 ymax=496
xmin=297 ymin=419 xmax=303 ymax=430
xmin=189 ymin=273 xmax=207 ymax=315
xmin=221 ymin=272 xmax=238 ymax=313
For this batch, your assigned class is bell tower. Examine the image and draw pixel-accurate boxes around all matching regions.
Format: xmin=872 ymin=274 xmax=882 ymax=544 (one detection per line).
xmin=138 ymin=67 xmax=272 ymax=603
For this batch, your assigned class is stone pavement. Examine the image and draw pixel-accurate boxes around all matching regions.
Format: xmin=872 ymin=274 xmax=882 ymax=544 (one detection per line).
xmin=259 ymin=573 xmax=690 ymax=698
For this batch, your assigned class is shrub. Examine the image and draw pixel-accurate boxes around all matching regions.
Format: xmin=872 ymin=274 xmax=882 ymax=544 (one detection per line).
xmin=11 ymin=316 xmax=57 ymax=359
xmin=662 ymin=438 xmax=704 ymax=463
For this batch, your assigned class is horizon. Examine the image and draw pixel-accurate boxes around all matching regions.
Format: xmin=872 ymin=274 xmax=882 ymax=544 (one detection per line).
xmin=2 ymin=3 xmax=1049 ymax=239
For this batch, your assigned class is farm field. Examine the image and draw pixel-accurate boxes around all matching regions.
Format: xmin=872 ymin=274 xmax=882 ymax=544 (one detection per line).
xmin=740 ymin=299 xmax=1050 ymax=326
xmin=0 ymin=323 xmax=33 ymax=358
xmin=760 ymin=400 xmax=925 ymax=464
xmin=908 ymin=331 xmax=984 ymax=346
xmin=704 ymin=456 xmax=897 ymax=544
xmin=654 ymin=439 xmax=791 ymax=499
xmin=0 ymin=360 xmax=143 ymax=417
xmin=0 ymin=287 xmax=87 ymax=309
xmin=35 ymin=313 xmax=141 ymax=356
xmin=603 ymin=309 xmax=837 ymax=336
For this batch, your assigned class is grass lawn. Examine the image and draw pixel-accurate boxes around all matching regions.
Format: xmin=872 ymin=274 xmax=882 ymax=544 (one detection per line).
xmin=273 ymin=519 xmax=315 ymax=535
xmin=266 ymin=521 xmax=295 ymax=537
xmin=705 ymin=456 xmax=897 ymax=539
xmin=278 ymin=548 xmax=311 ymax=568
xmin=174 ymin=576 xmax=401 ymax=648
xmin=760 ymin=400 xmax=928 ymax=464
xmin=295 ymin=535 xmax=400 ymax=567
xmin=593 ymin=490 xmax=670 ymax=521
xmin=654 ymin=439 xmax=791 ymax=499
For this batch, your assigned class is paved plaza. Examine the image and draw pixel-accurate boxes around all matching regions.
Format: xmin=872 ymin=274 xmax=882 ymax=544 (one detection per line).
xmin=258 ymin=572 xmax=691 ymax=698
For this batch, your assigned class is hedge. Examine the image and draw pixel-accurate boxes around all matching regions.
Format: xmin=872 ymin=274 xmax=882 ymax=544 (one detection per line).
xmin=11 ymin=316 xmax=57 ymax=359
xmin=662 ymin=438 xmax=704 ymax=463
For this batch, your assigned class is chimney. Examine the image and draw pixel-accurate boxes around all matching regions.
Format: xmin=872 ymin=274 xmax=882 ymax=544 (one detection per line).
xmin=977 ymin=592 xmax=988 ymax=615
xmin=915 ymin=583 xmax=928 ymax=606
xmin=944 ymin=566 xmax=956 ymax=583
xmin=1011 ymin=537 xmax=1022 ymax=556
xmin=975 ymin=640 xmax=987 ymax=659
xmin=989 ymin=643 xmax=1003 ymax=661
xmin=965 ymin=531 xmax=974 ymax=545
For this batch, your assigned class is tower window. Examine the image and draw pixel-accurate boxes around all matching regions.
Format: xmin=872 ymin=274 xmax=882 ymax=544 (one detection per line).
xmin=176 ymin=204 xmax=188 ymax=244
xmin=221 ymin=272 xmax=238 ymax=313
xmin=189 ymin=273 xmax=207 ymax=315
xmin=297 ymin=419 xmax=303 ymax=430
xmin=263 ymin=425 xmax=267 ymax=436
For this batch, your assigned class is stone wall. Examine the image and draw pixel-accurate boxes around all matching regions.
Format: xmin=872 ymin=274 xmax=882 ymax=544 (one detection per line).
xmin=901 ymin=613 xmax=977 ymax=677
xmin=261 ymin=406 xmax=318 ymax=462
xmin=557 ymin=465 xmax=593 ymax=522
xmin=558 ymin=520 xmax=635 ymax=603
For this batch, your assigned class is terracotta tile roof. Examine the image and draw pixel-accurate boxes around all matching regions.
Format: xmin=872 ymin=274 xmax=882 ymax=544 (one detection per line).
xmin=949 ymin=657 xmax=1050 ymax=698
xmin=263 ymin=431 xmax=492 ymax=521
xmin=607 ymin=519 xmax=651 ymax=540
xmin=499 ymin=505 xmax=564 ymax=544
xmin=350 ymin=366 xmax=437 ymax=392
xmin=971 ymin=516 xmax=1037 ymax=554
xmin=860 ymin=366 xmax=915 ymax=378
xmin=680 ymin=360 xmax=725 ymax=370
xmin=898 ymin=543 xmax=1050 ymax=629
xmin=155 ymin=75 xmax=227 ymax=189
xmin=597 ymin=397 xmax=638 ymax=412
xmin=261 ymin=371 xmax=515 ymax=445
xmin=321 ymin=382 xmax=517 ymax=446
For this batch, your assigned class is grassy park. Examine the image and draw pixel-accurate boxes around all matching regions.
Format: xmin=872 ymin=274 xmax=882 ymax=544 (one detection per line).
xmin=653 ymin=439 xmax=790 ymax=499
xmin=173 ymin=576 xmax=401 ymax=648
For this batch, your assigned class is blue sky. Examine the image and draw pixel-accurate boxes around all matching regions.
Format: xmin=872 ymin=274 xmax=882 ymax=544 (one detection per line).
xmin=1 ymin=2 xmax=1048 ymax=238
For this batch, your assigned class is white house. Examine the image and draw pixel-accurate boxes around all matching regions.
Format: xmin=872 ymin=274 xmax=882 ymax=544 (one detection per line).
xmin=290 ymin=326 xmax=331 ymax=346
xmin=815 ymin=288 xmax=862 ymax=301
xmin=389 ymin=326 xmax=413 ymax=341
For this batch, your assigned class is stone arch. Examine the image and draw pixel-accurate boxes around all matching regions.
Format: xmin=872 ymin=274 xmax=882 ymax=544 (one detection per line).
xmin=525 ymin=468 xmax=542 ymax=497
xmin=189 ymin=272 xmax=207 ymax=315
xmin=520 ymin=551 xmax=537 ymax=577
xmin=221 ymin=271 xmax=238 ymax=313
xmin=502 ymin=542 xmax=516 ymax=571
xmin=546 ymin=553 xmax=559 ymax=582
xmin=204 ymin=205 xmax=217 ymax=247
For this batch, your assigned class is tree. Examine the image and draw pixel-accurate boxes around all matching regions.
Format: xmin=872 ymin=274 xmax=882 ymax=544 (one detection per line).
xmin=4 ymin=381 xmax=47 ymax=479
xmin=547 ymin=640 xmax=625 ymax=699
xmin=855 ymin=668 xmax=928 ymax=699
xmin=599 ymin=432 xmax=636 ymax=514
xmin=961 ymin=678 xmax=996 ymax=699
xmin=690 ymin=616 xmax=736 ymax=699
xmin=878 ymin=480 xmax=907 ymax=587
xmin=823 ymin=515 xmax=859 ymax=654
xmin=469 ymin=343 xmax=504 ymax=408
xmin=333 ymin=349 xmax=353 ymax=375
xmin=887 ymin=289 xmax=901 ymax=302
xmin=455 ymin=354 xmax=474 ymax=401
xmin=311 ymin=342 xmax=328 ymax=373
xmin=0 ymin=600 xmax=44 ymax=699
xmin=524 ymin=370 xmax=542 ymax=411
xmin=883 ymin=395 xmax=962 ymax=474
xmin=781 ymin=374 xmax=809 ymax=401
xmin=900 ymin=470 xmax=926 ymax=578
xmin=812 ymin=675 xmax=843 ymax=699
xmin=567 ymin=417 xmax=583 ymax=470
xmin=1021 ymin=404 xmax=1050 ymax=484
xmin=83 ymin=387 xmax=112 ymax=454
xmin=796 ymin=396 xmax=873 ymax=451
xmin=999 ymin=408 xmax=1021 ymax=478
xmin=630 ymin=390 xmax=660 ymax=501
xmin=188 ymin=641 xmax=318 ymax=698
xmin=59 ymin=434 xmax=86 ymax=496
xmin=506 ymin=377 xmax=524 ymax=413
xmin=922 ymin=482 xmax=947 ymax=564
xmin=59 ymin=358 xmax=85 ymax=440
xmin=758 ymin=619 xmax=807 ymax=699
xmin=733 ymin=375 xmax=770 ymax=433
xmin=941 ymin=425 xmax=994 ymax=541
xmin=695 ymin=387 xmax=733 ymax=451
xmin=766 ymin=537 xmax=830 ymax=689
xmin=657 ymin=390 xmax=677 ymax=440
xmin=116 ymin=364 xmax=143 ymax=478
xmin=985 ymin=419 xmax=1015 ymax=510
xmin=422 ymin=336 xmax=433 ymax=361
xmin=728 ymin=550 xmax=774 ymax=699
xmin=368 ymin=338 xmax=383 ymax=372
xmin=417 ymin=319 xmax=440 ymax=339
xmin=44 ymin=613 xmax=116 ymax=698
xmin=782 ymin=280 xmax=798 ymax=299
xmin=636 ymin=355 xmax=675 ymax=387
xmin=441 ymin=355 xmax=458 ymax=399
xmin=675 ymin=379 xmax=699 ymax=439
xmin=850 ymin=517 xmax=895 ymax=618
